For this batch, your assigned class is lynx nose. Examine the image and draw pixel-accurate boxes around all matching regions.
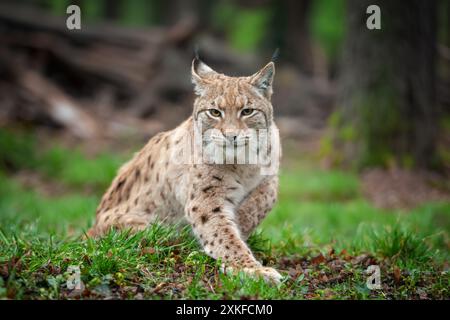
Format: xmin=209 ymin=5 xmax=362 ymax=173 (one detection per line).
xmin=227 ymin=135 xmax=237 ymax=143
xmin=223 ymin=130 xmax=239 ymax=144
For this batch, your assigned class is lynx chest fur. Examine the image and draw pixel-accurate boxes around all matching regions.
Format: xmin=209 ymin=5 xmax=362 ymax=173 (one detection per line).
xmin=89 ymin=57 xmax=283 ymax=283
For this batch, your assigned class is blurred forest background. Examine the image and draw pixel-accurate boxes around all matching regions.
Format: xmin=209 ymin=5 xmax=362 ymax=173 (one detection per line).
xmin=0 ymin=0 xmax=450 ymax=299
xmin=1 ymin=0 xmax=449 ymax=204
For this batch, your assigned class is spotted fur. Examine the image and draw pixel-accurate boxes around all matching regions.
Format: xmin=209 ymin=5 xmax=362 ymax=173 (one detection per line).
xmin=88 ymin=58 xmax=282 ymax=283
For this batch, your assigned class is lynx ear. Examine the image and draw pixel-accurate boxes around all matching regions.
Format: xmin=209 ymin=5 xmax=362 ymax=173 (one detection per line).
xmin=191 ymin=58 xmax=217 ymax=96
xmin=250 ymin=62 xmax=275 ymax=99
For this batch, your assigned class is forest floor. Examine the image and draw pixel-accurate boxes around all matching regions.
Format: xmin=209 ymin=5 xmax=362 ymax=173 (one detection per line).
xmin=0 ymin=128 xmax=449 ymax=300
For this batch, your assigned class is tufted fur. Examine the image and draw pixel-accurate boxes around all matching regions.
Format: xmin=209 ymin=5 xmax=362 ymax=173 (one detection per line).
xmin=88 ymin=58 xmax=282 ymax=283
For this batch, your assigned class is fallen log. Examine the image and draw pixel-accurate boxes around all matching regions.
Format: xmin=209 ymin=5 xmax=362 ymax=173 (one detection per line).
xmin=0 ymin=3 xmax=267 ymax=140
xmin=18 ymin=70 xmax=100 ymax=139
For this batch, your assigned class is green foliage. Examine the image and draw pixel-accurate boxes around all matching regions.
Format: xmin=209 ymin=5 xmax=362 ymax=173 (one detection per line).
xmin=82 ymin=0 xmax=104 ymax=22
xmin=0 ymin=128 xmax=124 ymax=191
xmin=325 ymin=79 xmax=417 ymax=169
xmin=309 ymin=0 xmax=346 ymax=61
xmin=212 ymin=2 xmax=271 ymax=52
xmin=119 ymin=0 xmax=152 ymax=27
xmin=45 ymin=0 xmax=69 ymax=16
xmin=339 ymin=125 xmax=356 ymax=142
xmin=41 ymin=0 xmax=347 ymax=58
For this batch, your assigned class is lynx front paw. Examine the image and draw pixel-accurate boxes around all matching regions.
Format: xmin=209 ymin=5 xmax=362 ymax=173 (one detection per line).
xmin=222 ymin=265 xmax=283 ymax=284
xmin=243 ymin=266 xmax=283 ymax=284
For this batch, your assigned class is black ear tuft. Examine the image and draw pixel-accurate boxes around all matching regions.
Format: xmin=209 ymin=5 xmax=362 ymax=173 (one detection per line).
xmin=194 ymin=44 xmax=200 ymax=61
xmin=271 ymin=48 xmax=280 ymax=63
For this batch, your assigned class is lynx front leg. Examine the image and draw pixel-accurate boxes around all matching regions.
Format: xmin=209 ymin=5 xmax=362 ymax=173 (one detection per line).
xmin=237 ymin=176 xmax=278 ymax=240
xmin=89 ymin=207 xmax=152 ymax=237
xmin=185 ymin=186 xmax=282 ymax=284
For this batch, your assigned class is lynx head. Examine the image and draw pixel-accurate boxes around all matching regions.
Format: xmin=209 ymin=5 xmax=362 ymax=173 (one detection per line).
xmin=191 ymin=58 xmax=275 ymax=157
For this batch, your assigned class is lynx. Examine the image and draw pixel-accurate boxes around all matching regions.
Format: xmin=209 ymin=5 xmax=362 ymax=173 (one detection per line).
xmin=88 ymin=57 xmax=283 ymax=283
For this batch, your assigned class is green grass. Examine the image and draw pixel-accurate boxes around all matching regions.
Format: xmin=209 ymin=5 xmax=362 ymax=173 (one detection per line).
xmin=0 ymin=173 xmax=97 ymax=234
xmin=0 ymin=129 xmax=124 ymax=191
xmin=0 ymin=129 xmax=449 ymax=299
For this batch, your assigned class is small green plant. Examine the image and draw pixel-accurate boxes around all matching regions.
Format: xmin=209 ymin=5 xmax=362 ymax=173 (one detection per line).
xmin=367 ymin=225 xmax=433 ymax=265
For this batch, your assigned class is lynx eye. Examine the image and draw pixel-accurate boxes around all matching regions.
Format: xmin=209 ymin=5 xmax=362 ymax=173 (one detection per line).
xmin=240 ymin=108 xmax=254 ymax=117
xmin=207 ymin=109 xmax=222 ymax=118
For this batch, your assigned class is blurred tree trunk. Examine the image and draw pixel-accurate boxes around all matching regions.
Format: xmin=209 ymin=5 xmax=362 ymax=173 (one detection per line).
xmin=104 ymin=0 xmax=121 ymax=21
xmin=162 ymin=0 xmax=202 ymax=25
xmin=283 ymin=0 xmax=313 ymax=75
xmin=270 ymin=0 xmax=313 ymax=74
xmin=334 ymin=0 xmax=438 ymax=168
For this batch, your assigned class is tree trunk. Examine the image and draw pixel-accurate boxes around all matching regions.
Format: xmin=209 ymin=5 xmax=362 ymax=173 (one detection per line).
xmin=274 ymin=0 xmax=313 ymax=75
xmin=334 ymin=0 xmax=438 ymax=169
xmin=103 ymin=0 xmax=121 ymax=21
